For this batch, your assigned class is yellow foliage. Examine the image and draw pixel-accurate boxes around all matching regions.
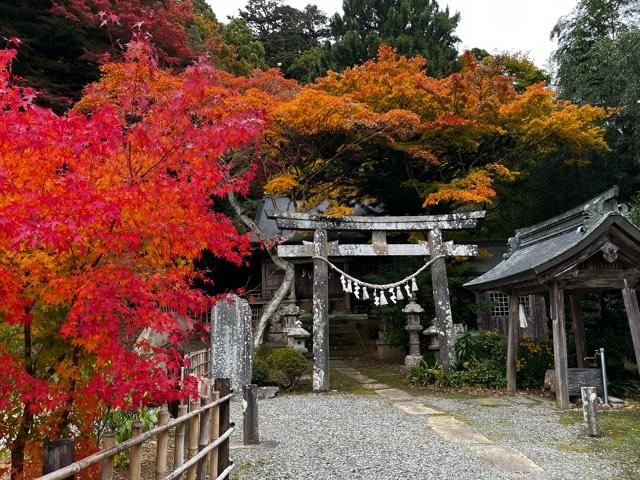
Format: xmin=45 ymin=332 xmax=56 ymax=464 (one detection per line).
xmin=264 ymin=174 xmax=300 ymax=196
xmin=323 ymin=205 xmax=353 ymax=216
xmin=423 ymin=163 xmax=519 ymax=207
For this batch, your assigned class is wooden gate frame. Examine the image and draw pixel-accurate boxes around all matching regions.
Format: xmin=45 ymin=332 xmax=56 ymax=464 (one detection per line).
xmin=267 ymin=210 xmax=485 ymax=392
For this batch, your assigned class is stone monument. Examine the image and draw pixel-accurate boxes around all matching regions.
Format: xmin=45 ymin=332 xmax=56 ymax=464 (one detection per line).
xmin=211 ymin=295 xmax=253 ymax=392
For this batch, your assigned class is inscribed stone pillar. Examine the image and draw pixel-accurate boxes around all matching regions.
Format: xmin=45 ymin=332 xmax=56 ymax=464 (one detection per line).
xmin=211 ymin=295 xmax=253 ymax=392
xmin=428 ymin=227 xmax=457 ymax=370
xmin=312 ymin=228 xmax=329 ymax=392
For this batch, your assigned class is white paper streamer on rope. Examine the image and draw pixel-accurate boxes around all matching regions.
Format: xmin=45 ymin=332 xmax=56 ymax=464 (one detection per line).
xmin=312 ymin=254 xmax=444 ymax=307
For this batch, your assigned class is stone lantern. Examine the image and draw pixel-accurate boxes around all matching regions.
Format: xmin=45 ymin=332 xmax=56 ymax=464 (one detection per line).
xmin=268 ymin=301 xmax=303 ymax=344
xmin=279 ymin=302 xmax=310 ymax=353
xmin=422 ymin=324 xmax=440 ymax=351
xmin=402 ymin=300 xmax=424 ymax=367
xmin=287 ymin=322 xmax=310 ymax=354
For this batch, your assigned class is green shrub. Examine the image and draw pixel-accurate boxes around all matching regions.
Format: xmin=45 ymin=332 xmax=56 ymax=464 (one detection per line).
xmin=517 ymin=336 xmax=554 ymax=389
xmin=410 ymin=330 xmax=552 ymax=390
xmin=251 ymin=346 xmax=308 ymax=391
xmin=461 ymin=358 xmax=507 ymax=389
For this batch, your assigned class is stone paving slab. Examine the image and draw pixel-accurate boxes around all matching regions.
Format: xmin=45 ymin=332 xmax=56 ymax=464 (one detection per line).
xmin=393 ymin=402 xmax=444 ymax=416
xmin=361 ymin=383 xmax=390 ymax=390
xmin=375 ymin=388 xmax=414 ymax=402
xmin=470 ymin=445 xmax=543 ymax=473
xmin=428 ymin=415 xmax=493 ymax=445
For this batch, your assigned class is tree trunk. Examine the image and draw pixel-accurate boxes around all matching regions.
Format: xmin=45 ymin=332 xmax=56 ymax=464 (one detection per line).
xmin=226 ymin=192 xmax=294 ymax=348
xmin=11 ymin=321 xmax=34 ymax=480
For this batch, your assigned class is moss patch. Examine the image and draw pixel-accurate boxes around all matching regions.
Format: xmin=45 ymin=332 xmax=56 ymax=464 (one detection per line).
xmin=558 ymin=407 xmax=640 ymax=478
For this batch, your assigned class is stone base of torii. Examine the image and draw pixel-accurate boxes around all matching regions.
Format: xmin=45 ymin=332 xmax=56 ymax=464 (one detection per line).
xmin=267 ymin=211 xmax=485 ymax=392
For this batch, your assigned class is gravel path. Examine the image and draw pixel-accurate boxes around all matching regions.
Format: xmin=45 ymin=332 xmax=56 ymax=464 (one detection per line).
xmin=228 ymin=393 xmax=624 ymax=480
xmin=420 ymin=395 xmax=626 ymax=479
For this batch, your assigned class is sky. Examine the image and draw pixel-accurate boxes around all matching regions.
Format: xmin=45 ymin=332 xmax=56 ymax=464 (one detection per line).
xmin=207 ymin=0 xmax=579 ymax=68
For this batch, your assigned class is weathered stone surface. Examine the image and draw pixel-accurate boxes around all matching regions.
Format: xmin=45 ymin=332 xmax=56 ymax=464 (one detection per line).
xmin=361 ymin=383 xmax=390 ymax=390
xmin=211 ymin=295 xmax=253 ymax=392
xmin=375 ymin=388 xmax=413 ymax=402
xmin=428 ymin=416 xmax=492 ymax=444
xmin=257 ymin=386 xmax=280 ymax=400
xmin=470 ymin=445 xmax=543 ymax=472
xmin=394 ymin=402 xmax=444 ymax=416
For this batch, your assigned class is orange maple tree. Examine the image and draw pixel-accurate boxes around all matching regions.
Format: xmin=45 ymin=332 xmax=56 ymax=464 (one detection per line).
xmin=263 ymin=45 xmax=609 ymax=213
xmin=0 ymin=39 xmax=264 ymax=478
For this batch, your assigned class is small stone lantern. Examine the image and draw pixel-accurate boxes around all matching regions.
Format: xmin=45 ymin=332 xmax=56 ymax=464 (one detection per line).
xmin=422 ymin=324 xmax=440 ymax=351
xmin=402 ymin=300 xmax=424 ymax=368
xmin=287 ymin=322 xmax=310 ymax=354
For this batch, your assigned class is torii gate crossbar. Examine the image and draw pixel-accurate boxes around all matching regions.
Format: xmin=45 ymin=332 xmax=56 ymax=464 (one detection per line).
xmin=266 ymin=210 xmax=486 ymax=392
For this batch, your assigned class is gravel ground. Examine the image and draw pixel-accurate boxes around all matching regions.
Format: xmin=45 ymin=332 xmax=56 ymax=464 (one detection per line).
xmin=228 ymin=393 xmax=625 ymax=480
xmin=420 ymin=395 xmax=627 ymax=480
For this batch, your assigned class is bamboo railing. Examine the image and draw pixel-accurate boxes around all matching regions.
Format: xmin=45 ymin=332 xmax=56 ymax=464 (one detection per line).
xmin=37 ymin=378 xmax=233 ymax=480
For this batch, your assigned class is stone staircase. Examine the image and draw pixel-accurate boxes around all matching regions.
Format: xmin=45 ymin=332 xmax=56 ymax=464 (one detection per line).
xmin=300 ymin=314 xmax=367 ymax=358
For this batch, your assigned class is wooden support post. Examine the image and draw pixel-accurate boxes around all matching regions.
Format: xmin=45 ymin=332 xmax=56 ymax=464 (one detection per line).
xmin=570 ymin=294 xmax=587 ymax=368
xmin=187 ymin=399 xmax=200 ymax=480
xmin=214 ymin=378 xmax=231 ymax=474
xmin=100 ymin=432 xmax=116 ymax=480
xmin=243 ymin=384 xmax=260 ymax=445
xmin=312 ymin=228 xmax=330 ymax=392
xmin=197 ymin=393 xmax=212 ymax=480
xmin=621 ymin=280 xmax=640 ymax=377
xmin=507 ymin=294 xmax=519 ymax=393
xmin=174 ymin=404 xmax=188 ymax=468
xmin=428 ymin=227 xmax=457 ymax=370
xmin=208 ymin=391 xmax=220 ymax=479
xmin=43 ymin=439 xmax=75 ymax=479
xmin=550 ymin=283 xmax=570 ymax=409
xmin=581 ymin=386 xmax=600 ymax=437
xmin=155 ymin=406 xmax=170 ymax=480
xmin=129 ymin=422 xmax=142 ymax=480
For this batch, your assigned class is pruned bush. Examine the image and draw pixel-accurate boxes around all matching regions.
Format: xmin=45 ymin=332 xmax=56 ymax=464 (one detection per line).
xmin=252 ymin=346 xmax=308 ymax=391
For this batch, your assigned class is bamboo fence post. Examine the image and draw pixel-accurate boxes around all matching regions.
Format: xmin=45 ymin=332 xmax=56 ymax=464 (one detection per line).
xmin=128 ymin=422 xmax=142 ymax=480
xmin=174 ymin=404 xmax=188 ymax=467
xmin=208 ymin=391 xmax=220 ymax=479
xmin=155 ymin=405 xmax=170 ymax=480
xmin=187 ymin=399 xmax=200 ymax=480
xmin=197 ymin=386 xmax=212 ymax=480
xmin=99 ymin=432 xmax=116 ymax=480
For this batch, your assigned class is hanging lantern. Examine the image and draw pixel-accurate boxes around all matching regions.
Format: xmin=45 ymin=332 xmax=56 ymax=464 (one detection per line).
xmin=396 ymin=286 xmax=404 ymax=301
xmin=354 ymin=283 xmax=360 ymax=299
xmin=346 ymin=279 xmax=353 ymax=293
xmin=379 ymin=290 xmax=388 ymax=306
xmin=411 ymin=278 xmax=418 ymax=292
xmin=362 ymin=287 xmax=370 ymax=300
xmin=340 ymin=274 xmax=347 ymax=291
xmin=388 ymin=287 xmax=397 ymax=304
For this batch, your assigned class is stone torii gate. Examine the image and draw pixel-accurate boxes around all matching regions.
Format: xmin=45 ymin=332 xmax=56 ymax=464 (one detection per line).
xmin=267 ymin=211 xmax=485 ymax=392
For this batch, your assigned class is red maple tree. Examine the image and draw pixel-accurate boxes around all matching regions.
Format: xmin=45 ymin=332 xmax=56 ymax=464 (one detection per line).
xmin=0 ymin=38 xmax=263 ymax=478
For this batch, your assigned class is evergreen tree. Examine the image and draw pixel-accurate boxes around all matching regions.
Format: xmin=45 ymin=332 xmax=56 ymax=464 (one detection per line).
xmin=239 ymin=0 xmax=329 ymax=78
xmin=326 ymin=0 xmax=460 ymax=77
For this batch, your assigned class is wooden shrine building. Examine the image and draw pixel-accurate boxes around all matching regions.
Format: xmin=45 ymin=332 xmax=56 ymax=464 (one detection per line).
xmin=465 ymin=187 xmax=640 ymax=408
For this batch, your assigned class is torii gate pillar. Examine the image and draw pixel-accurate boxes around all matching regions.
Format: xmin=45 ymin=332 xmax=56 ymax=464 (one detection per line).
xmin=428 ymin=227 xmax=456 ymax=369
xmin=312 ymin=228 xmax=330 ymax=392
